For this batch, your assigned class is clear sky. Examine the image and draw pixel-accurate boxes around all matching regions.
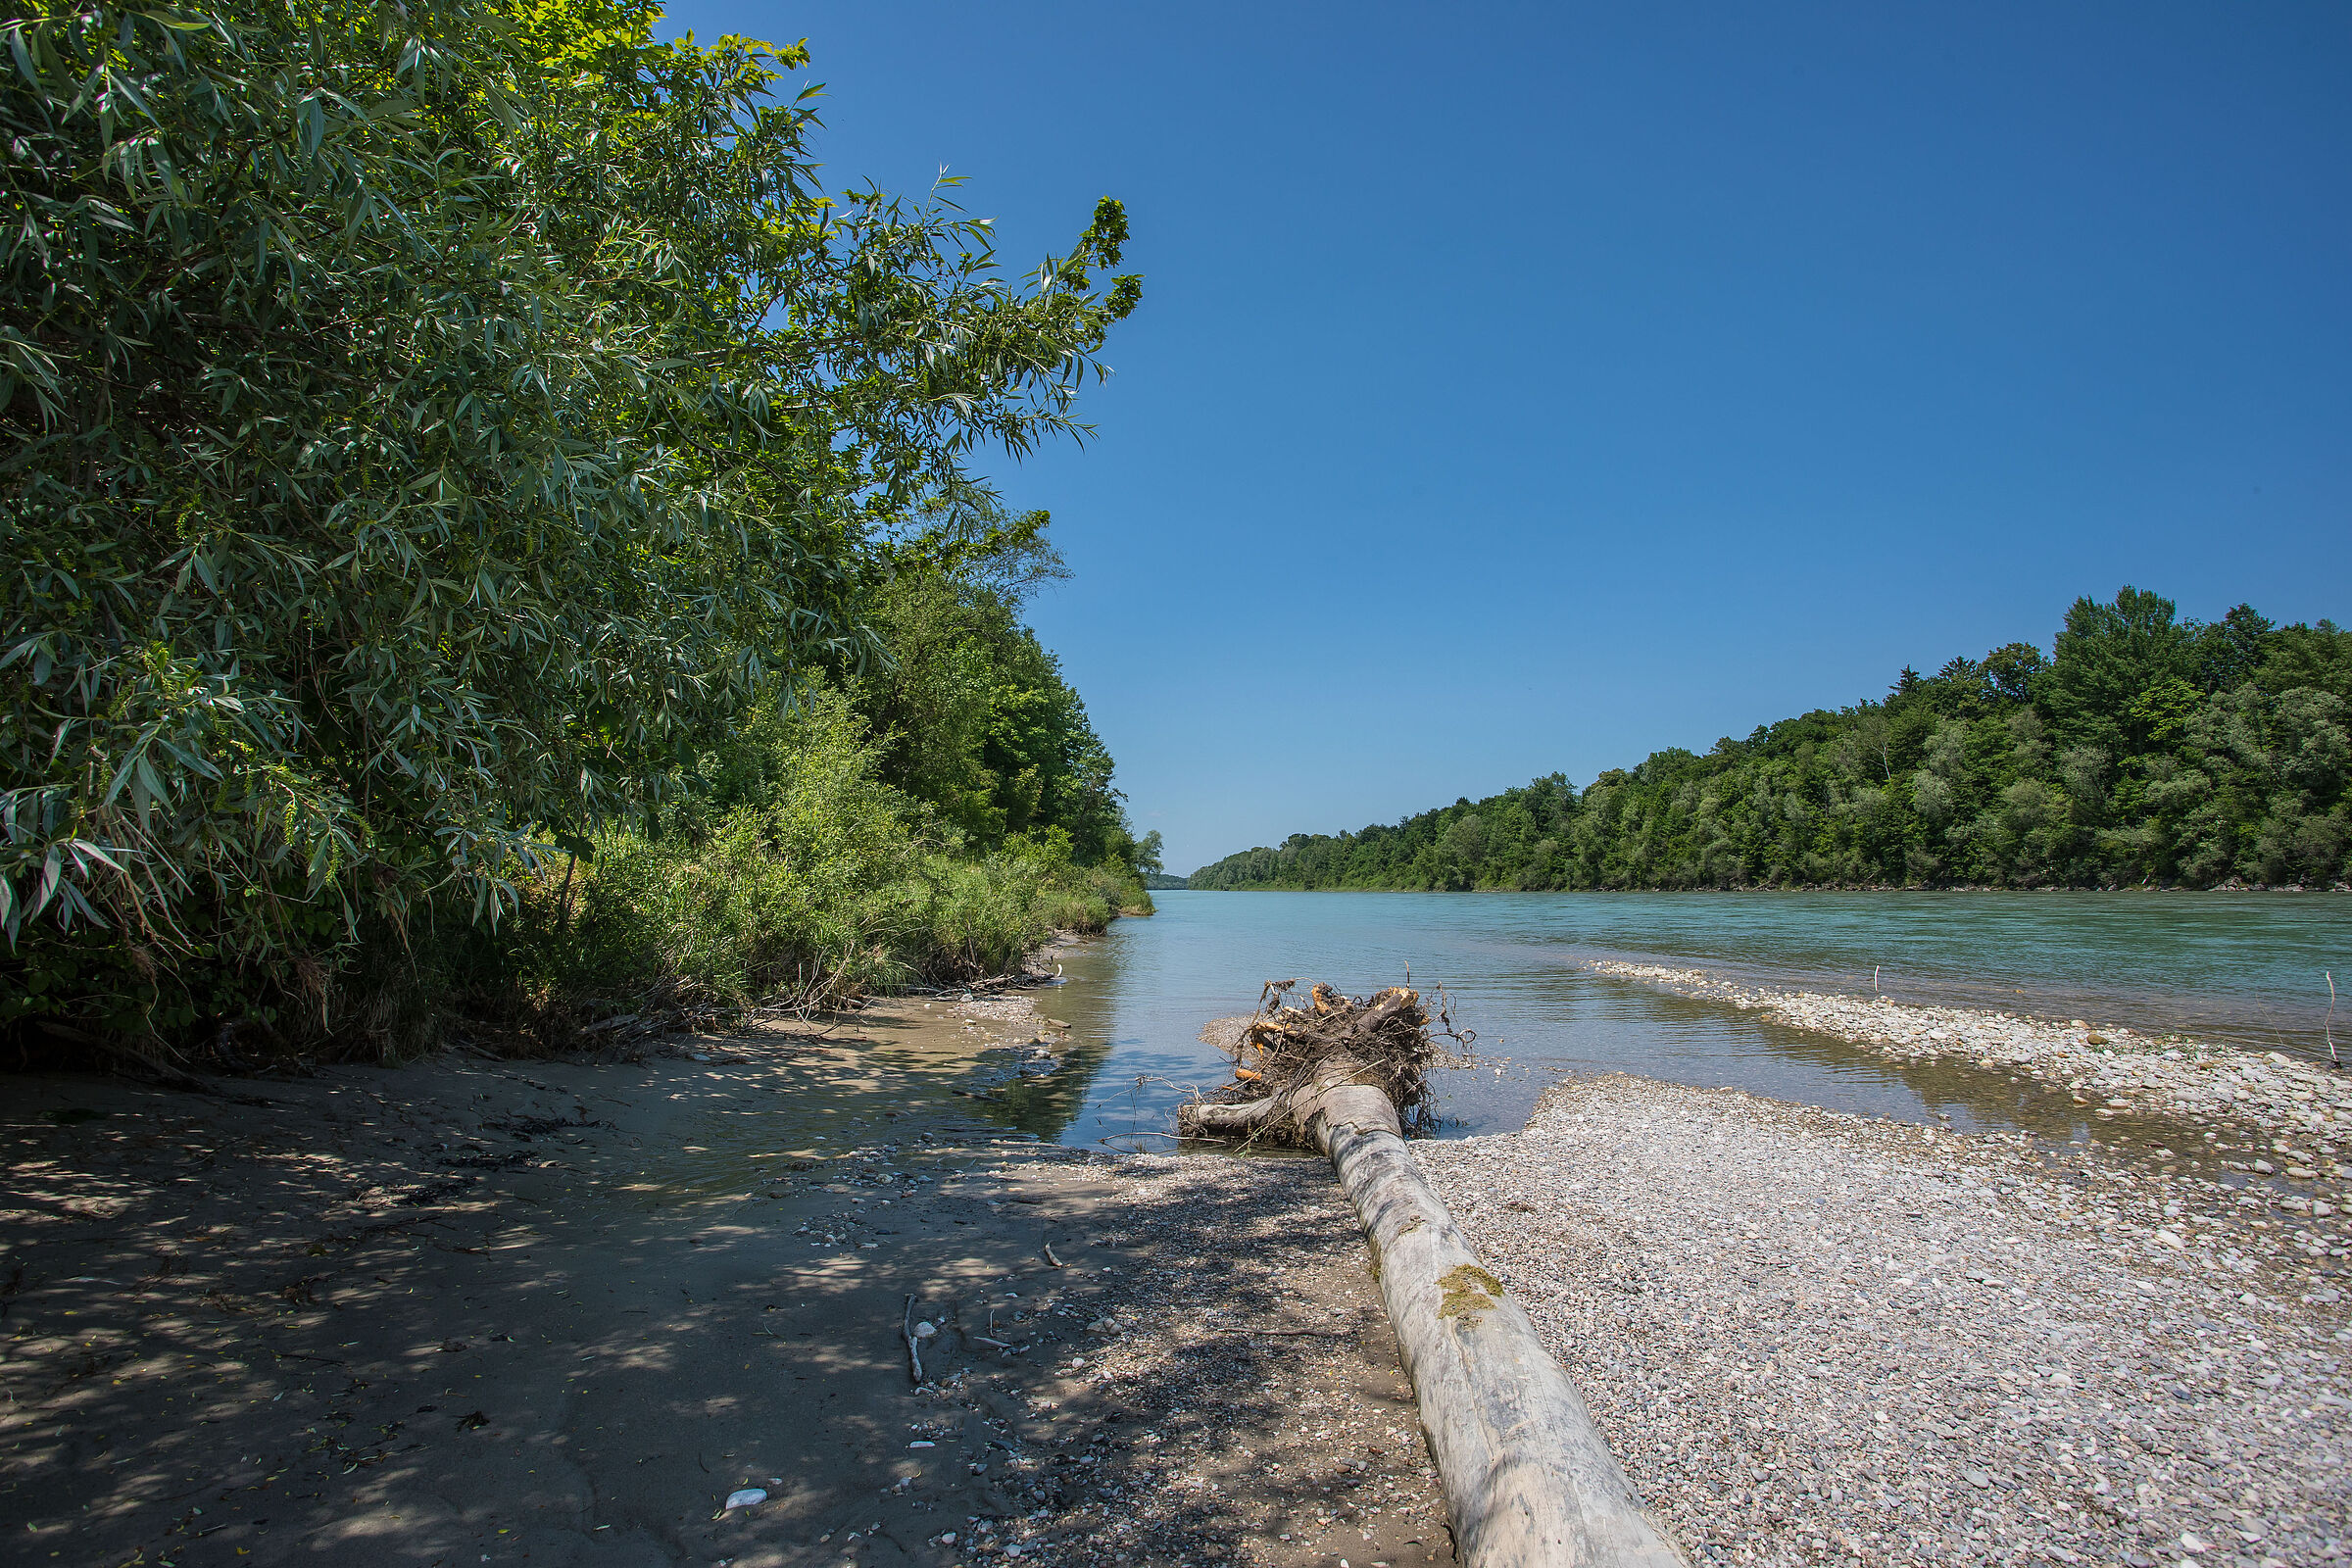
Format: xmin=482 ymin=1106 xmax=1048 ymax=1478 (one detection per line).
xmin=664 ymin=1 xmax=2351 ymax=875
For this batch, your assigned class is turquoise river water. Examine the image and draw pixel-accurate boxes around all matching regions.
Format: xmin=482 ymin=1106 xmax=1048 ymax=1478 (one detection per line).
xmin=986 ymin=890 xmax=2352 ymax=1154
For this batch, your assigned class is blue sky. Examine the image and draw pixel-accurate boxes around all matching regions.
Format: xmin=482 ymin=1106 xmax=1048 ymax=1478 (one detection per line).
xmin=665 ymin=2 xmax=2351 ymax=874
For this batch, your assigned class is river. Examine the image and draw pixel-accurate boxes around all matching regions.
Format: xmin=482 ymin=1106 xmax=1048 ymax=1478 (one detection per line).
xmin=986 ymin=890 xmax=2351 ymax=1154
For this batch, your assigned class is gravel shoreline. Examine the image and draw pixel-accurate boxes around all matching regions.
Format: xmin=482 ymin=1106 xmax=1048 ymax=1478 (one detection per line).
xmin=1416 ymin=1075 xmax=2351 ymax=1568
xmin=937 ymin=964 xmax=2352 ymax=1566
xmin=20 ymin=956 xmax=2347 ymax=1568
xmin=1592 ymin=960 xmax=2352 ymax=1177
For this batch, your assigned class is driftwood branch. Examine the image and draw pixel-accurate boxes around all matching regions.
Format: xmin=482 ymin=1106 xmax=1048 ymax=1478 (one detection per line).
xmin=1182 ymin=983 xmax=1686 ymax=1568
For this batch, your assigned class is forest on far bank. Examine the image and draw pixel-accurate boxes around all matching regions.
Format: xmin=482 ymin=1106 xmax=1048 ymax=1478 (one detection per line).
xmin=1190 ymin=589 xmax=2352 ymax=893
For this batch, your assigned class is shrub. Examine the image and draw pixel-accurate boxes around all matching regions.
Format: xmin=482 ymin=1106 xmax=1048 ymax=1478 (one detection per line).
xmin=427 ymin=690 xmax=1148 ymax=1050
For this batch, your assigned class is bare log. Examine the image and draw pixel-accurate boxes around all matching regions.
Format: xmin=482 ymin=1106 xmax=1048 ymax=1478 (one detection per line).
xmin=1184 ymin=985 xmax=1686 ymax=1568
xmin=1186 ymin=1097 xmax=1277 ymax=1134
xmin=1321 ymin=1113 xmax=1686 ymax=1567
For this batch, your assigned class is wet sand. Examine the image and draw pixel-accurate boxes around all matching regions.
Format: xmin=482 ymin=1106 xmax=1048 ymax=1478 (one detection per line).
xmin=0 ymin=997 xmax=1446 ymax=1568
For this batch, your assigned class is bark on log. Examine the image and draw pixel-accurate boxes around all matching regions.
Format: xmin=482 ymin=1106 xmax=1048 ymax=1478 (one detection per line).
xmin=1181 ymin=986 xmax=1684 ymax=1566
xmin=1186 ymin=1098 xmax=1276 ymax=1134
xmin=1303 ymin=1086 xmax=1688 ymax=1567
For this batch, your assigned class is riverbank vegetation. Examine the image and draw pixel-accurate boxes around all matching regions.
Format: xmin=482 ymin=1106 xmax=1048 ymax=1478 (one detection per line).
xmin=1191 ymin=589 xmax=2350 ymax=892
xmin=1 ymin=0 xmax=1149 ymax=1064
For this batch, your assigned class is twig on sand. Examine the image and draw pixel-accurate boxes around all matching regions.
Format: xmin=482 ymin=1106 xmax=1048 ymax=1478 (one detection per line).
xmin=1041 ymin=1236 xmax=1064 ymax=1269
xmin=2328 ymin=970 xmax=2339 ymax=1070
xmin=901 ymin=1295 xmax=924 ymax=1386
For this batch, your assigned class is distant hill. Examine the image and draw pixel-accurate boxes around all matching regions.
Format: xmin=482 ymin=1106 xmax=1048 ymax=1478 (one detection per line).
xmin=1188 ymin=588 xmax=2351 ymax=893
xmin=1141 ymin=872 xmax=1190 ymax=890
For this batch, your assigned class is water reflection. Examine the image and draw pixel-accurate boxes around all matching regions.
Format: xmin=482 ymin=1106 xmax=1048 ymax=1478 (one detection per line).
xmin=619 ymin=1002 xmax=1134 ymax=1195
xmin=942 ymin=1022 xmax=1122 ymax=1143
xmin=1041 ymin=891 xmax=2351 ymax=1152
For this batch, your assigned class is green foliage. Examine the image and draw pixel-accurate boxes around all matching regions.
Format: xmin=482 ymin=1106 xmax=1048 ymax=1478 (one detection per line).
xmin=1191 ymin=588 xmax=2352 ymax=893
xmin=843 ymin=514 xmax=1138 ymax=868
xmin=0 ymin=0 xmax=1143 ymax=1049
xmin=473 ymin=689 xmax=1131 ymax=1026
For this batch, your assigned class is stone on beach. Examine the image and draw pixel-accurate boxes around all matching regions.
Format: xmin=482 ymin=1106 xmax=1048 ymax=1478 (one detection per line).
xmin=1414 ymin=1074 xmax=2350 ymax=1568
xmin=1590 ymin=958 xmax=2352 ymax=1165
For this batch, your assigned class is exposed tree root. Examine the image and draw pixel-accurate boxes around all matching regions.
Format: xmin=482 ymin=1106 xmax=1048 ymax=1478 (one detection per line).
xmin=1179 ymin=979 xmax=1467 ymax=1147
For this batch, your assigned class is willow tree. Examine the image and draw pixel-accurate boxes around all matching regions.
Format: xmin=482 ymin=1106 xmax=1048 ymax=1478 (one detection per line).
xmin=0 ymin=0 xmax=1139 ymax=1040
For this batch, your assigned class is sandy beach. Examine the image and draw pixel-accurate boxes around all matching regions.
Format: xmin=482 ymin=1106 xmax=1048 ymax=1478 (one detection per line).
xmin=7 ymin=966 xmax=2350 ymax=1568
xmin=0 ymin=991 xmax=1447 ymax=1568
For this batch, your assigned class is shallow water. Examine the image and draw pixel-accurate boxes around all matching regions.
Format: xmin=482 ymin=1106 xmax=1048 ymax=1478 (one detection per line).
xmin=1025 ymin=890 xmax=2352 ymax=1152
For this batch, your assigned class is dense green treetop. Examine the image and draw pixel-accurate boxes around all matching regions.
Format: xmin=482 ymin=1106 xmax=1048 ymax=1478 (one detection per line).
xmin=1190 ymin=589 xmax=2351 ymax=893
xmin=836 ymin=510 xmax=1143 ymax=872
xmin=1 ymin=0 xmax=1141 ymax=1035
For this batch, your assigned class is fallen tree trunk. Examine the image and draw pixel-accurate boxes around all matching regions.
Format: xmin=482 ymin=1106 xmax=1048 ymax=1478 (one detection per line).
xmin=1182 ymin=988 xmax=1686 ymax=1568
xmin=1327 ymin=1111 xmax=1687 ymax=1566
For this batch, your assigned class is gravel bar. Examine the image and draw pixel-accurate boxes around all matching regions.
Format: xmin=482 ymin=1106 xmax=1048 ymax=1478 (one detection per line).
xmin=1592 ymin=960 xmax=2352 ymax=1172
xmin=1414 ymin=1075 xmax=2351 ymax=1568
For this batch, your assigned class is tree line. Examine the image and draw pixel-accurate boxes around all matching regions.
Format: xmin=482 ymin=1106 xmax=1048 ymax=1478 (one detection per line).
xmin=2 ymin=0 xmax=1151 ymax=1059
xmin=1190 ymin=589 xmax=2351 ymax=893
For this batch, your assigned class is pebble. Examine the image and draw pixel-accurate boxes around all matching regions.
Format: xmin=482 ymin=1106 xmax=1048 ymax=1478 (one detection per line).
xmin=1590 ymin=960 xmax=2352 ymax=1167
xmin=1413 ymin=1075 xmax=2351 ymax=1568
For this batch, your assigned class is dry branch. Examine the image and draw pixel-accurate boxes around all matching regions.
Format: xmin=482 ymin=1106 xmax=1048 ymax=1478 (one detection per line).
xmin=1180 ymin=980 xmax=1459 ymax=1147
xmin=902 ymin=1295 xmax=925 ymax=1385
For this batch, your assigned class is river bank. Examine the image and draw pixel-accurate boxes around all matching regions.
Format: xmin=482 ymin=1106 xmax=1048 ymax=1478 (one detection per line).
xmin=1416 ymin=1075 xmax=2352 ymax=1568
xmin=0 ymin=988 xmax=1446 ymax=1568
xmin=16 ymin=947 xmax=2352 ymax=1568
xmin=1592 ymin=959 xmax=2352 ymax=1162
